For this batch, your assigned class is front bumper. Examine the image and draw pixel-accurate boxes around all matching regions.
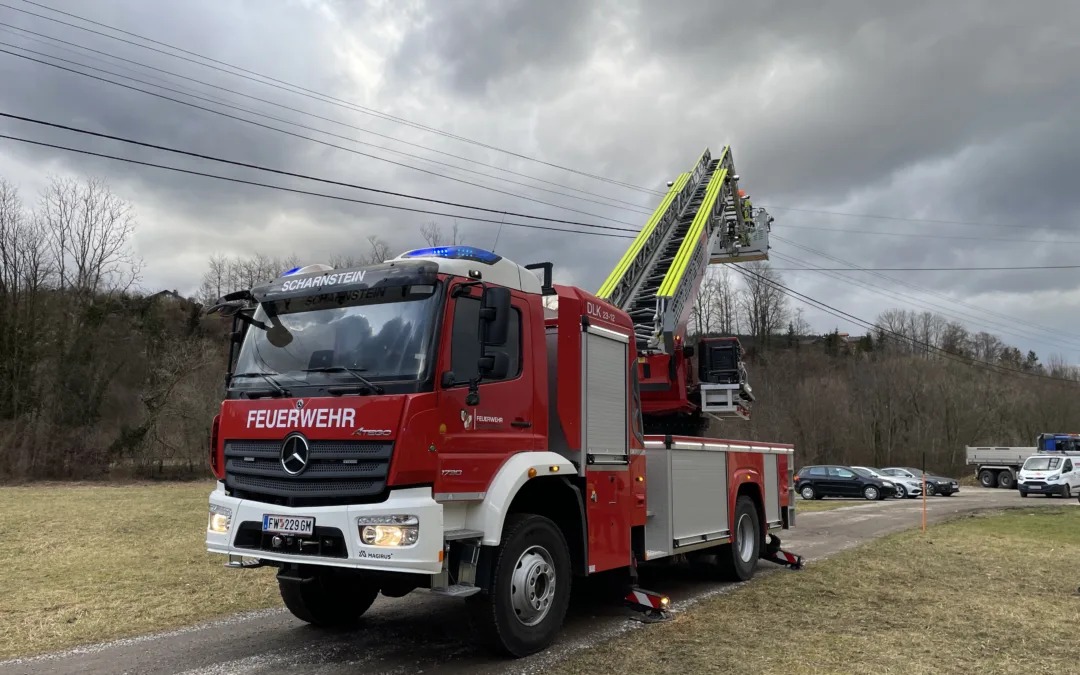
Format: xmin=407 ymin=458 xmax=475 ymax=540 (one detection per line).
xmin=1019 ymin=481 xmax=1064 ymax=496
xmin=206 ymin=482 xmax=445 ymax=575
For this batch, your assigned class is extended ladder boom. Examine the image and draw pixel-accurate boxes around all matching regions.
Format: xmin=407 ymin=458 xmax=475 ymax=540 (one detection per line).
xmin=597 ymin=147 xmax=771 ymax=353
xmin=596 ymin=146 xmax=772 ymax=429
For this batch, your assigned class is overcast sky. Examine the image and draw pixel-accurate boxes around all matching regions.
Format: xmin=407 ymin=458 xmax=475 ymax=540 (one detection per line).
xmin=1 ymin=0 xmax=1079 ymax=361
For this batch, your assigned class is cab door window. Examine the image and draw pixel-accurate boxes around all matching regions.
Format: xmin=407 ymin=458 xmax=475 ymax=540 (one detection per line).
xmin=448 ymin=294 xmax=521 ymax=384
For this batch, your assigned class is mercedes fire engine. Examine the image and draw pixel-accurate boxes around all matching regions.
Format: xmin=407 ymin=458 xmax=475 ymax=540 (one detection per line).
xmin=204 ymin=146 xmax=799 ymax=657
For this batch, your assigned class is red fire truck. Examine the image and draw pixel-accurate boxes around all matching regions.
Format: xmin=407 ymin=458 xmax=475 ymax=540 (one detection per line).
xmin=205 ymin=147 xmax=799 ymax=657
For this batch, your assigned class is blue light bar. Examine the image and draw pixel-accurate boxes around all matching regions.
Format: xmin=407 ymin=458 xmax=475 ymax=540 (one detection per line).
xmin=280 ymin=266 xmax=303 ymax=277
xmin=401 ymin=246 xmax=502 ymax=265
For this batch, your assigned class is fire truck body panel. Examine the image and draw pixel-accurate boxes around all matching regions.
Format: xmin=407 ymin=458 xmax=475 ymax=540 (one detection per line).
xmin=641 ymin=436 xmax=792 ymax=560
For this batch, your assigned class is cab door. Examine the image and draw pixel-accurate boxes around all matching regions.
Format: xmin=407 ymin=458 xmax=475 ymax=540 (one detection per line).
xmin=1064 ymin=458 xmax=1078 ymax=490
xmin=432 ymin=282 xmax=541 ymax=500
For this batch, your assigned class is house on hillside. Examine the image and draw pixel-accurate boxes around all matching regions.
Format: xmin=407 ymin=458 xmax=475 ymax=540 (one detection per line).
xmin=147 ymin=289 xmax=187 ymax=304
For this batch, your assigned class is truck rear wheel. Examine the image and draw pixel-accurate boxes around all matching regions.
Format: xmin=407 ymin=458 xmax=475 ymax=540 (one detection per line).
xmin=278 ymin=568 xmax=379 ymax=627
xmin=997 ymin=471 xmax=1014 ymax=489
xmin=979 ymin=469 xmax=997 ymax=488
xmin=717 ymin=495 xmax=761 ymax=582
xmin=467 ymin=513 xmax=572 ymax=658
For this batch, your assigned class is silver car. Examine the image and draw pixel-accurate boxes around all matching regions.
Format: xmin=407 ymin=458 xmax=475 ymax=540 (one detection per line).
xmin=852 ymin=466 xmax=922 ymax=499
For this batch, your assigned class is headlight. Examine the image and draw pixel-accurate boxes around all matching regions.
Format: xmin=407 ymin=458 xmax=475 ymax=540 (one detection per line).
xmin=208 ymin=504 xmax=232 ymax=534
xmin=358 ymin=515 xmax=419 ymax=547
xmin=882 ymin=481 xmax=894 ymax=488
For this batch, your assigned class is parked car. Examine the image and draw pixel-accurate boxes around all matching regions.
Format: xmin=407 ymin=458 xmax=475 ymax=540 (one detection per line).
xmin=1017 ymin=454 xmax=1080 ymax=498
xmin=879 ymin=467 xmax=960 ymax=496
xmin=851 ymin=466 xmax=922 ymax=499
xmin=794 ymin=464 xmax=898 ymax=501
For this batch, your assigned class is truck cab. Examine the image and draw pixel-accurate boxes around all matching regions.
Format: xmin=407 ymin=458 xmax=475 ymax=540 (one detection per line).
xmin=1017 ymin=454 xmax=1080 ymax=497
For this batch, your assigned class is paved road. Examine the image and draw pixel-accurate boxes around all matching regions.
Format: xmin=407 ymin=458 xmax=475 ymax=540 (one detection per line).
xmin=3 ymin=488 xmax=1066 ymax=675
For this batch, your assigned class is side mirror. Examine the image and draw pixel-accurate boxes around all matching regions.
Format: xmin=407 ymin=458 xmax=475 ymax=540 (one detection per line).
xmin=440 ymin=371 xmax=457 ymax=389
xmin=478 ymin=351 xmax=510 ymax=379
xmin=479 ymin=286 xmax=511 ymax=347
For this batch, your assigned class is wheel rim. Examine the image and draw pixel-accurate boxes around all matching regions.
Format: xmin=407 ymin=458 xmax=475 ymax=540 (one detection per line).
xmin=800 ymin=486 xmax=814 ymax=500
xmin=895 ymin=486 xmax=905 ymax=499
xmin=926 ymin=484 xmax=935 ymax=495
xmin=866 ymin=486 xmax=878 ymax=500
xmin=736 ymin=512 xmax=756 ymax=563
xmin=510 ymin=545 xmax=556 ymax=627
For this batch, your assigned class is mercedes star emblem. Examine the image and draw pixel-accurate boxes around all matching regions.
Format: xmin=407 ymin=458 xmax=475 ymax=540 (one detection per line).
xmin=280 ymin=434 xmax=310 ymax=476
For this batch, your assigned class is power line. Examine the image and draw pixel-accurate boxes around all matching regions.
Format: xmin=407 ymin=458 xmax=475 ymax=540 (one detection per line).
xmin=764 ymin=204 xmax=1080 ymax=233
xmin=774 ymin=222 xmax=1080 ymax=245
xmin=773 ymin=234 xmax=1080 ymax=349
xmin=732 ymin=265 xmax=1078 ymax=384
xmin=6 ymin=0 xmax=666 ymax=196
xmin=0 ymin=111 xmax=644 ymax=235
xmin=17 ymin=2 xmax=1080 ymax=236
xmin=768 ymin=250 xmax=1080 ymax=353
xmin=16 ymin=6 xmax=1080 ymax=240
xmin=771 ymin=264 xmax=1080 ymax=271
xmin=0 ymin=22 xmax=656 ymax=214
xmin=0 ymin=132 xmax=638 ymax=240
xmin=0 ymin=46 xmax=648 ymax=229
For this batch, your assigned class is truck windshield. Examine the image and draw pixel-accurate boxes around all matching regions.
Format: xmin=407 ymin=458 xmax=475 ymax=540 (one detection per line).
xmin=231 ymin=288 xmax=441 ymax=392
xmin=1024 ymin=457 xmax=1062 ymax=471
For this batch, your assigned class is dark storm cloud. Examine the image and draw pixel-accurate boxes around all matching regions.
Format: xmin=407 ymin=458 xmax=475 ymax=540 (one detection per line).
xmin=386 ymin=0 xmax=603 ymax=97
xmin=0 ymin=0 xmax=1078 ymax=358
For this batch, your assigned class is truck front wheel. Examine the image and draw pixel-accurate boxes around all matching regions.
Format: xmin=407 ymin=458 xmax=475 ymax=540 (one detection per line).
xmin=278 ymin=568 xmax=379 ymax=627
xmin=467 ymin=514 xmax=572 ymax=658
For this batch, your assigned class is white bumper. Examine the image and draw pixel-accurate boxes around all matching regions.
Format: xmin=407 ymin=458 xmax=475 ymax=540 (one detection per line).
xmin=206 ymin=482 xmax=444 ymax=575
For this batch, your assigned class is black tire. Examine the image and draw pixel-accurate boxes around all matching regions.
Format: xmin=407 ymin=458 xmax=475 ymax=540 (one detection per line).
xmin=278 ymin=568 xmax=379 ymax=627
xmin=717 ymin=495 xmax=761 ymax=581
xmin=1020 ymin=491 xmax=1029 ymax=498
xmin=894 ymin=484 xmax=907 ymax=499
xmin=799 ymin=484 xmax=817 ymax=501
xmin=925 ymin=483 xmax=936 ymax=496
xmin=863 ymin=485 xmax=881 ymax=501
xmin=979 ymin=469 xmax=997 ymax=488
xmin=1064 ymin=485 xmax=1072 ymax=499
xmin=997 ymin=471 xmax=1014 ymax=489
xmin=467 ymin=513 xmax=572 ymax=658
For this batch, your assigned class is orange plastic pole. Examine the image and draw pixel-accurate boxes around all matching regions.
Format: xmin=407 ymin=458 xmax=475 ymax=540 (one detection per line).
xmin=921 ymin=474 xmax=927 ymax=531
xmin=921 ymin=450 xmax=927 ymax=532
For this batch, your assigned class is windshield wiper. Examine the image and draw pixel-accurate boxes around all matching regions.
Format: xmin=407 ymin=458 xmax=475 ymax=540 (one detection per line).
xmin=231 ymin=372 xmax=290 ymax=397
xmin=302 ymin=367 xmax=385 ymax=395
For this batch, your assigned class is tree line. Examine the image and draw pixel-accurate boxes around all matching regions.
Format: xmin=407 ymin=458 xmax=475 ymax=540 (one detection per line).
xmin=0 ymin=173 xmax=1073 ymax=480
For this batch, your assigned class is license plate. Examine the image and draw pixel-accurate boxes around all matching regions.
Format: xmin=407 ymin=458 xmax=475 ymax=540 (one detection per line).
xmin=1029 ymin=485 xmax=1041 ymax=490
xmin=262 ymin=514 xmax=315 ymax=535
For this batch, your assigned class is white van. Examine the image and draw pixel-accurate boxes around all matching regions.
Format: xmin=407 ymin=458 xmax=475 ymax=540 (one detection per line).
xmin=1017 ymin=454 xmax=1080 ymax=498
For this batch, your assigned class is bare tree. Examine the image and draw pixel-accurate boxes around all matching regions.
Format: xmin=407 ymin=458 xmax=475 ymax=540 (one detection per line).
xmin=420 ymin=221 xmax=442 ymax=247
xmin=364 ymin=235 xmax=391 ymax=264
xmin=39 ymin=176 xmax=141 ymax=296
xmin=716 ymin=267 xmax=738 ymax=334
xmin=738 ymin=261 xmax=788 ymax=345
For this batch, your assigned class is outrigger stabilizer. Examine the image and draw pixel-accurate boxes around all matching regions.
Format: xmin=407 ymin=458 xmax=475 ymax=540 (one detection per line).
xmin=763 ymin=534 xmax=804 ymax=570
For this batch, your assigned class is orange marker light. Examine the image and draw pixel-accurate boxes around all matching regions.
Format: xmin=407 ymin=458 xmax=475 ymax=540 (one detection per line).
xmin=528 ymin=468 xmax=537 ymax=478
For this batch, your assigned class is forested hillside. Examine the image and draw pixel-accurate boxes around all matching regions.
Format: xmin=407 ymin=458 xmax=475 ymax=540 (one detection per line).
xmin=1 ymin=175 xmax=1074 ymax=480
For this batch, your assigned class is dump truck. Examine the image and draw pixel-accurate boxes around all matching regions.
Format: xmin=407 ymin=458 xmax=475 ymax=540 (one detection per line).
xmin=966 ymin=433 xmax=1080 ymax=488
